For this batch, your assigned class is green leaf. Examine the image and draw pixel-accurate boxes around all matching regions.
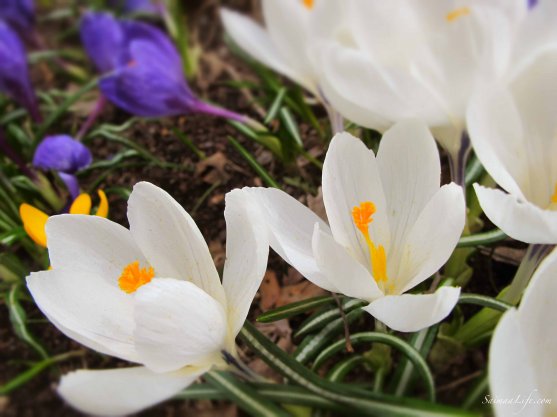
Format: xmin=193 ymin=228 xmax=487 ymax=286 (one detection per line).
xmin=390 ymin=325 xmax=438 ymax=397
xmin=326 ymin=355 xmax=366 ymax=383
xmin=204 ymin=371 xmax=293 ymax=417
xmin=456 ymin=229 xmax=507 ymax=248
xmin=311 ymin=332 xmax=436 ymax=402
xmin=265 ymin=87 xmax=287 ymax=124
xmin=294 ymin=299 xmax=366 ymax=339
xmin=240 ymin=322 xmax=479 ymax=417
xmin=458 ymin=293 xmax=511 ymax=312
xmin=178 ymin=383 xmax=360 ymax=414
xmin=6 ymin=284 xmax=49 ymax=359
xmin=35 ymin=78 xmax=98 ymax=141
xmin=257 ymin=296 xmax=335 ymax=323
xmin=0 ymin=351 xmax=81 ymax=395
xmin=228 ymin=136 xmax=281 ymax=189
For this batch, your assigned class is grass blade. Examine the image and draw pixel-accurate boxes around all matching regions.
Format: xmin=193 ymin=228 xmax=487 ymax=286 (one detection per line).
xmin=228 ymin=136 xmax=281 ymax=189
xmin=204 ymin=371 xmax=293 ymax=417
xmin=257 ymin=296 xmax=335 ymax=323
xmin=311 ymin=332 xmax=436 ymax=402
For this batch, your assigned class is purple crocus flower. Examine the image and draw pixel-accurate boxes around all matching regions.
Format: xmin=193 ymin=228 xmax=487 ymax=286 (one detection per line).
xmin=528 ymin=0 xmax=539 ymax=8
xmin=0 ymin=0 xmax=35 ymax=37
xmin=33 ymin=135 xmax=92 ymax=199
xmin=0 ymin=22 xmax=41 ymax=122
xmin=80 ymin=12 xmax=245 ymax=121
xmin=110 ymin=0 xmax=165 ymax=15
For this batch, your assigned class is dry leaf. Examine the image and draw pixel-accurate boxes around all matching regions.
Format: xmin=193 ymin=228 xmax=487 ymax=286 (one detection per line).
xmin=259 ymin=271 xmax=280 ymax=311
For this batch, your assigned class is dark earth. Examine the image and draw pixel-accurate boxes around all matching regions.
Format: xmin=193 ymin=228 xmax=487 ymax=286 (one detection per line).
xmin=0 ymin=1 xmax=524 ymax=416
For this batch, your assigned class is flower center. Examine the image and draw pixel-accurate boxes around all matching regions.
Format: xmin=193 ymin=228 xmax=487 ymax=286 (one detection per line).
xmin=302 ymin=0 xmax=314 ymax=10
xmin=548 ymin=184 xmax=557 ymax=210
xmin=446 ymin=6 xmax=470 ymax=22
xmin=118 ymin=261 xmax=155 ymax=294
xmin=352 ymin=202 xmax=389 ymax=290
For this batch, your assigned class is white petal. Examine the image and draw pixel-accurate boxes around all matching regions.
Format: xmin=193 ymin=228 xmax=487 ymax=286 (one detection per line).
xmin=376 ymin=120 xmax=441 ymax=261
xmin=58 ymin=366 xmax=206 ymax=417
xmin=127 ymin=182 xmax=226 ymax=306
xmin=397 ymin=183 xmax=465 ymax=293
xmin=363 ymin=286 xmax=461 ymax=332
xmin=46 ymin=214 xmax=146 ymax=281
xmin=247 ymin=187 xmax=337 ymax=292
xmin=222 ymin=189 xmax=269 ymax=337
xmin=261 ymin=0 xmax=315 ymax=91
xmin=322 ymin=132 xmax=390 ymax=268
xmin=489 ymin=310 xmax=543 ymax=417
xmin=319 ymin=43 xmax=446 ymax=130
xmin=466 ymin=83 xmax=526 ymax=199
xmin=474 ymin=184 xmax=557 ymax=244
xmin=517 ymin=248 xmax=557 ymax=400
xmin=312 ymin=223 xmax=382 ymax=301
xmin=220 ymin=9 xmax=311 ymax=92
xmin=133 ymin=278 xmax=227 ymax=373
xmin=27 ymin=269 xmax=137 ymax=362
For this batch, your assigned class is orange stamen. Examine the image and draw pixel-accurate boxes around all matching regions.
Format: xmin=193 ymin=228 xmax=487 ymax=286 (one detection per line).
xmin=551 ymin=184 xmax=557 ymax=204
xmin=446 ymin=6 xmax=470 ymax=22
xmin=118 ymin=261 xmax=155 ymax=294
xmin=352 ymin=202 xmax=376 ymax=235
xmin=302 ymin=0 xmax=314 ymax=10
xmin=352 ymin=202 xmax=389 ymax=287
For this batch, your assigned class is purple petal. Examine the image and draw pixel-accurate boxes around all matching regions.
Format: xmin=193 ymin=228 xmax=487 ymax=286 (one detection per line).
xmin=58 ymin=172 xmax=80 ymax=200
xmin=99 ymin=39 xmax=195 ymax=117
xmin=120 ymin=20 xmax=183 ymax=73
xmin=33 ymin=135 xmax=92 ymax=173
xmin=110 ymin=0 xmax=164 ymax=14
xmin=80 ymin=12 xmax=126 ymax=73
xmin=0 ymin=0 xmax=35 ymax=35
xmin=528 ymin=0 xmax=539 ymax=8
xmin=0 ymin=22 xmax=41 ymax=121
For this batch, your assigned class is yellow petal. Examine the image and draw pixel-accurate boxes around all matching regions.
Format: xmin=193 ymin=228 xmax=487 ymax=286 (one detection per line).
xmin=95 ymin=189 xmax=109 ymax=218
xmin=19 ymin=204 xmax=48 ymax=247
xmin=69 ymin=193 xmax=92 ymax=215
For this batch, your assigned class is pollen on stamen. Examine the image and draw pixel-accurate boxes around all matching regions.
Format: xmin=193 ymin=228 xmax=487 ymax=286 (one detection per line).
xmin=352 ymin=201 xmax=376 ymax=235
xmin=551 ymin=184 xmax=557 ymax=204
xmin=302 ymin=0 xmax=314 ymax=10
xmin=446 ymin=6 xmax=470 ymax=22
xmin=118 ymin=261 xmax=155 ymax=294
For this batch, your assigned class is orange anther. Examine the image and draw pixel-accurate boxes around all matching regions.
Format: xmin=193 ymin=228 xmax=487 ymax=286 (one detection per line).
xmin=118 ymin=261 xmax=155 ymax=294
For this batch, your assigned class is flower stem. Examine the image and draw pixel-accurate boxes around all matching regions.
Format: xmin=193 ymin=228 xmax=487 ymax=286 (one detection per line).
xmin=325 ymin=104 xmax=344 ymax=134
xmin=194 ymin=101 xmax=250 ymax=124
xmin=447 ymin=131 xmax=471 ymax=190
xmin=76 ymin=94 xmax=108 ymax=140
xmin=454 ymin=243 xmax=552 ymax=344
xmin=501 ymin=243 xmax=553 ymax=305
xmin=221 ymin=350 xmax=265 ymax=383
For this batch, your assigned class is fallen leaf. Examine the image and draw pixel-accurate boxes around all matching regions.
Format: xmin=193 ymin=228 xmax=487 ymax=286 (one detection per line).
xmin=259 ymin=271 xmax=280 ymax=311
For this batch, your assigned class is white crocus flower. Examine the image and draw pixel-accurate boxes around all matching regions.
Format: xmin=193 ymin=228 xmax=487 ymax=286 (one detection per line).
xmin=489 ymin=247 xmax=557 ymax=417
xmin=244 ymin=120 xmax=465 ymax=332
xmin=317 ymin=0 xmax=528 ymax=179
xmin=220 ymin=0 xmax=344 ymax=116
xmin=26 ymin=182 xmax=268 ymax=416
xmin=468 ymin=51 xmax=557 ymax=244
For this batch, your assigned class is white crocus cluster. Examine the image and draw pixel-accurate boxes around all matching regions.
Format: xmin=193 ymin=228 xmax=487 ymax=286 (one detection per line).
xmin=243 ymin=120 xmax=466 ymax=332
xmin=27 ymin=182 xmax=268 ymax=416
